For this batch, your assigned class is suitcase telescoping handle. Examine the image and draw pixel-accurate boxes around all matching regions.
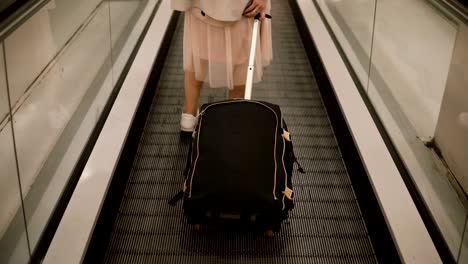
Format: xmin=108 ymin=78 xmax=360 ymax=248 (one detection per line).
xmin=245 ymin=13 xmax=271 ymax=100
xmin=244 ymin=15 xmax=260 ymax=100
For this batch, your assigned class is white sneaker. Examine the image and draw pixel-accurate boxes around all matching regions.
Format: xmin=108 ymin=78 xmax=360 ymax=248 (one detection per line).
xmin=180 ymin=112 xmax=199 ymax=132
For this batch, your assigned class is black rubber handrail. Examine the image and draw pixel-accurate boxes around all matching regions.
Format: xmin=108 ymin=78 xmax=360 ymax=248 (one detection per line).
xmin=0 ymin=0 xmax=50 ymax=42
xmin=432 ymin=0 xmax=468 ymax=24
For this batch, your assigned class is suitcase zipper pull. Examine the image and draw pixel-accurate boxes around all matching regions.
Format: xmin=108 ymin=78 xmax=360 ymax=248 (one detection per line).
xmin=296 ymin=161 xmax=305 ymax=173
xmin=168 ymin=182 xmax=187 ymax=206
xmin=168 ymin=191 xmax=184 ymax=206
xmin=294 ymin=157 xmax=305 ymax=173
xmin=282 ymin=128 xmax=305 ymax=173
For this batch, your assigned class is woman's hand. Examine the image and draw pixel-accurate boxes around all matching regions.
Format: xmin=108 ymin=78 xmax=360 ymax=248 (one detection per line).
xmin=243 ymin=0 xmax=267 ymax=21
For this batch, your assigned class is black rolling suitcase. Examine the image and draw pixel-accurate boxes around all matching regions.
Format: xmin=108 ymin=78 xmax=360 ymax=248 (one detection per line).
xmin=169 ymin=15 xmax=303 ymax=232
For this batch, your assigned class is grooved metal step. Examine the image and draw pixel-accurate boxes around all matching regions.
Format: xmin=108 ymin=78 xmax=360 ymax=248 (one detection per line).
xmin=102 ymin=1 xmax=378 ymax=263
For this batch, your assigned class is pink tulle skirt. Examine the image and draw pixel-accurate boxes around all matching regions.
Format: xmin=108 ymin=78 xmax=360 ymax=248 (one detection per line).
xmin=183 ymin=10 xmax=273 ymax=89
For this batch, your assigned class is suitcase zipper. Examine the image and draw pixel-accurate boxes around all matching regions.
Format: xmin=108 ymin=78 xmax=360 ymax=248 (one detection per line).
xmin=188 ymin=100 xmax=279 ymax=200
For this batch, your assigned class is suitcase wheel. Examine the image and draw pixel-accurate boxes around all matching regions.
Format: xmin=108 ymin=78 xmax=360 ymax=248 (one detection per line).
xmin=264 ymin=229 xmax=274 ymax=238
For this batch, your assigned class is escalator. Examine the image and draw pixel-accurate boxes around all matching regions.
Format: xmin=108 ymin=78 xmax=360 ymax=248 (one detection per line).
xmin=84 ymin=1 xmax=399 ymax=263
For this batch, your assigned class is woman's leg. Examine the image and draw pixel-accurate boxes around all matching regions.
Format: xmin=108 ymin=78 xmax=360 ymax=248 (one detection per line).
xmin=183 ymin=70 xmax=203 ymax=115
xmin=228 ymin=85 xmax=245 ymax=99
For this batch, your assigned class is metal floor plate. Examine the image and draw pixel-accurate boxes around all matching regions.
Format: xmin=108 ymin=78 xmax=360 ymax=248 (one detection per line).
xmin=102 ymin=1 xmax=377 ymax=263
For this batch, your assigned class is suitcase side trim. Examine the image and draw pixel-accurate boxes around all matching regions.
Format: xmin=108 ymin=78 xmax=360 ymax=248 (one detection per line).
xmin=281 ymin=133 xmax=288 ymax=210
